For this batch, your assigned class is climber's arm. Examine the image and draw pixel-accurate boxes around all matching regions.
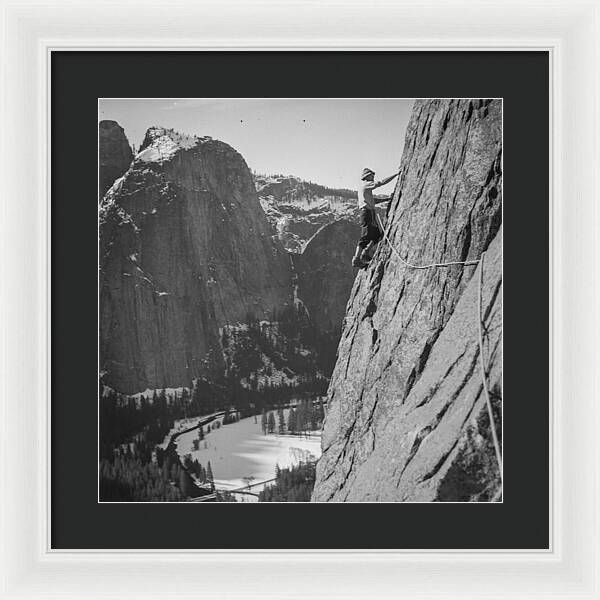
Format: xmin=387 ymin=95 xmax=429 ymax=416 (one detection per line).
xmin=373 ymin=170 xmax=400 ymax=189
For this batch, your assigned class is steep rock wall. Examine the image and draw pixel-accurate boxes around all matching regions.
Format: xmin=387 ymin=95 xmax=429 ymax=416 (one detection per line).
xmin=312 ymin=99 xmax=502 ymax=502
xmin=100 ymin=127 xmax=292 ymax=394
xmin=99 ymin=120 xmax=133 ymax=199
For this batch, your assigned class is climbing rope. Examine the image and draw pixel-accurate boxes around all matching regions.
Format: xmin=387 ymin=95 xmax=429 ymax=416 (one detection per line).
xmin=477 ymin=251 xmax=503 ymax=486
xmin=375 ymin=214 xmax=480 ymax=269
xmin=374 ymin=213 xmax=503 ymax=489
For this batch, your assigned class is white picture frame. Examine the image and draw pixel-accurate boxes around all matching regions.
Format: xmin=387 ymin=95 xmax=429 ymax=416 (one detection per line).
xmin=1 ymin=0 xmax=598 ymax=598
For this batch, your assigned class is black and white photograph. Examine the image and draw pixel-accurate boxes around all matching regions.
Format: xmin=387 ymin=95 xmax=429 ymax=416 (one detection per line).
xmin=98 ymin=98 xmax=503 ymax=503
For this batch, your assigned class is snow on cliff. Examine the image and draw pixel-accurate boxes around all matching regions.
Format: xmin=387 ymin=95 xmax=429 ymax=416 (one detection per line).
xmin=255 ymin=174 xmax=361 ymax=253
xmin=99 ymin=127 xmax=292 ymax=394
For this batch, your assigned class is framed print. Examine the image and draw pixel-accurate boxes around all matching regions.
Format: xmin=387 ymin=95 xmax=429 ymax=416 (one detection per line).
xmin=1 ymin=1 xmax=599 ymax=599
xmin=97 ymin=95 xmax=505 ymax=508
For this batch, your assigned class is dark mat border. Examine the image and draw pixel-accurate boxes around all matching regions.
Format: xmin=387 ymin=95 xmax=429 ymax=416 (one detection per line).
xmin=51 ymin=51 xmax=549 ymax=550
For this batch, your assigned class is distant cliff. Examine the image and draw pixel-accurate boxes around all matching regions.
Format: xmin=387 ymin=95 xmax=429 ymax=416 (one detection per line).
xmin=256 ymin=175 xmax=359 ymax=253
xmin=294 ymin=219 xmax=360 ymax=334
xmin=312 ymin=99 xmax=503 ymax=502
xmin=99 ymin=120 xmax=133 ymax=199
xmin=100 ymin=127 xmax=292 ymax=394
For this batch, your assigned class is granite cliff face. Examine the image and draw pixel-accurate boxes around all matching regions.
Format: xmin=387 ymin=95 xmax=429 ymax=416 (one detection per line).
xmin=295 ymin=219 xmax=360 ymax=334
xmin=100 ymin=127 xmax=292 ymax=394
xmin=99 ymin=120 xmax=133 ymax=199
xmin=312 ymin=99 xmax=503 ymax=502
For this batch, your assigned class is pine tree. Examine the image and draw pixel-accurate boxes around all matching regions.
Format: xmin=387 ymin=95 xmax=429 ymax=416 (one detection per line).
xmin=261 ymin=410 xmax=268 ymax=435
xmin=221 ymin=327 xmax=229 ymax=348
xmin=181 ymin=387 xmax=189 ymax=408
xmin=288 ymin=408 xmax=297 ymax=433
xmin=308 ymin=400 xmax=317 ymax=430
xmin=277 ymin=408 xmax=285 ymax=435
xmin=267 ymin=411 xmax=276 ymax=434
xmin=191 ymin=381 xmax=202 ymax=414
xmin=206 ymin=461 xmax=215 ymax=492
xmin=318 ymin=396 xmax=326 ymax=421
xmin=179 ymin=469 xmax=190 ymax=498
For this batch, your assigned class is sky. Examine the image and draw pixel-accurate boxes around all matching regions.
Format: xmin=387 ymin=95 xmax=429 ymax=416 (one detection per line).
xmin=99 ymin=99 xmax=414 ymax=190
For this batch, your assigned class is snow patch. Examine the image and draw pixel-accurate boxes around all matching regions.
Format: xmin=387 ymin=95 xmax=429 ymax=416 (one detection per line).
xmin=174 ymin=414 xmax=321 ymax=491
xmin=137 ymin=129 xmax=199 ymax=164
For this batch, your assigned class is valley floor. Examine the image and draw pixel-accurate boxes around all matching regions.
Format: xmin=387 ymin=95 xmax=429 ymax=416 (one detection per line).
xmin=174 ymin=412 xmax=321 ymax=501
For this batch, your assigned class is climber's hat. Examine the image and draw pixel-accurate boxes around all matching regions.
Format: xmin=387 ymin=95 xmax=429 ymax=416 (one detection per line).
xmin=361 ymin=168 xmax=375 ymax=180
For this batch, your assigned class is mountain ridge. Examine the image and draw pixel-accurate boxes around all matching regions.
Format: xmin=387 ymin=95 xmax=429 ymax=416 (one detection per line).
xmin=100 ymin=126 xmax=293 ymax=394
xmin=99 ymin=125 xmax=361 ymax=398
xmin=255 ymin=173 xmax=361 ymax=253
xmin=99 ymin=120 xmax=133 ymax=199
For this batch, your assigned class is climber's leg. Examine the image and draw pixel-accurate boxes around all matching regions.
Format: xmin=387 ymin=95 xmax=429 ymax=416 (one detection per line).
xmin=373 ymin=224 xmax=383 ymax=244
xmin=357 ymin=209 xmax=372 ymax=249
xmin=351 ymin=244 xmax=366 ymax=267
xmin=352 ymin=209 xmax=372 ymax=266
xmin=353 ymin=207 xmax=381 ymax=267
xmin=359 ymin=212 xmax=383 ymax=262
xmin=361 ymin=224 xmax=383 ymax=260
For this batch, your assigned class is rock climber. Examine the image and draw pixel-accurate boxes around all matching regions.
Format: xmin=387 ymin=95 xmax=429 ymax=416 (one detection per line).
xmin=351 ymin=167 xmax=400 ymax=267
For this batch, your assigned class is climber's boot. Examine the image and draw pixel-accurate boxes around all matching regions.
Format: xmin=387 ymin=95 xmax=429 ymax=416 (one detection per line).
xmin=351 ymin=245 xmax=368 ymax=268
xmin=351 ymin=255 xmax=367 ymax=267
xmin=360 ymin=242 xmax=375 ymax=263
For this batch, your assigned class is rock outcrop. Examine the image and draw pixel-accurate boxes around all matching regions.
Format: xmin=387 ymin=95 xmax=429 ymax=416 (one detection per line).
xmin=99 ymin=120 xmax=133 ymax=199
xmin=312 ymin=99 xmax=503 ymax=502
xmin=256 ymin=175 xmax=360 ymax=253
xmin=294 ymin=219 xmax=360 ymax=334
xmin=100 ymin=127 xmax=292 ymax=394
